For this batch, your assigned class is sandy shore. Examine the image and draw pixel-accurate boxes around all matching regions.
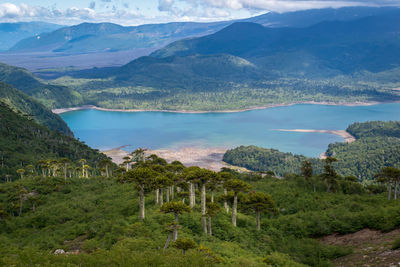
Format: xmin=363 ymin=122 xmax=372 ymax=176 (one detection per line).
xmin=274 ymin=129 xmax=356 ymax=159
xmin=52 ymin=101 xmax=387 ymax=115
xmin=275 ymin=129 xmax=356 ymax=143
xmin=102 ymin=147 xmax=248 ymax=172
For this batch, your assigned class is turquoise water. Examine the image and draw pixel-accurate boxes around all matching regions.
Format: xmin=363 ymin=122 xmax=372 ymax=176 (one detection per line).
xmin=60 ymin=103 xmax=400 ymax=157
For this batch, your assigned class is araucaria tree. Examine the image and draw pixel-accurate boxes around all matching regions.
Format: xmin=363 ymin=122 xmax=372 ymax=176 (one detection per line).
xmin=123 ymin=167 xmax=157 ymax=220
xmin=219 ymin=171 xmax=235 ymax=213
xmin=321 ymin=157 xmax=339 ymax=192
xmin=246 ymin=192 xmax=277 ymax=231
xmin=375 ymin=167 xmax=400 ymax=200
xmin=225 ymin=178 xmax=251 ymax=227
xmin=160 ymin=201 xmax=191 ymax=251
xmin=206 ymin=202 xmax=221 ymax=236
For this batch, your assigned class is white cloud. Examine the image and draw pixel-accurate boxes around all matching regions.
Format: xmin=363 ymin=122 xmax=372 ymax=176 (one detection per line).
xmin=179 ymin=0 xmax=400 ymax=13
xmin=0 ymin=3 xmax=146 ymax=25
xmin=0 ymin=0 xmax=399 ymax=25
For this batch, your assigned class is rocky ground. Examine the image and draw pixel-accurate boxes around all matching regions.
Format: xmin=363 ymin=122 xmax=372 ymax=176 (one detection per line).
xmin=321 ymin=229 xmax=400 ymax=267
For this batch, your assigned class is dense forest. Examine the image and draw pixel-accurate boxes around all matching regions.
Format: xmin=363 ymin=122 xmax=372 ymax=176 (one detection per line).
xmin=0 ymin=102 xmax=109 ymax=181
xmin=223 ymin=121 xmax=400 ymax=179
xmin=0 ymin=82 xmax=73 ymax=136
xmin=1 ymin=151 xmax=400 ymax=266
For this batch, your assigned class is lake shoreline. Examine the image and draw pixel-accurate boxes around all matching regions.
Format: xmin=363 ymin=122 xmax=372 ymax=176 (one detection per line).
xmin=52 ymin=101 xmax=388 ymax=114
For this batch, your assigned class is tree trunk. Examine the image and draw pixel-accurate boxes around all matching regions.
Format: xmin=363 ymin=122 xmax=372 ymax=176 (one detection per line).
xmin=19 ymin=197 xmax=23 ymax=216
xmin=64 ymin=164 xmax=67 ymax=181
xmin=224 ymin=188 xmax=229 ymax=213
xmin=177 ymin=186 xmax=181 ymax=193
xmin=173 ymin=213 xmax=179 ymax=241
xmin=139 ymin=188 xmax=145 ymax=220
xmin=171 ymin=186 xmax=174 ymax=200
xmin=160 ymin=188 xmax=164 ymax=206
xmin=82 ymin=163 xmax=85 ymax=178
xmin=125 ymin=163 xmax=129 ymax=172
xmin=166 ymin=187 xmax=170 ymax=202
xmin=313 ymin=183 xmax=316 ymax=193
xmin=189 ymin=182 xmax=194 ymax=208
xmin=208 ymin=215 xmax=212 ymax=236
xmin=155 ymin=189 xmax=159 ymax=205
xmin=106 ymin=165 xmax=109 ymax=178
xmin=394 ymin=182 xmax=398 ymax=200
xmin=256 ymin=211 xmax=260 ymax=231
xmin=327 ymin=183 xmax=331 ymax=193
xmin=232 ymin=192 xmax=238 ymax=227
xmin=164 ymin=232 xmax=172 ymax=251
xmin=211 ymin=191 xmax=214 ymax=203
xmin=388 ymin=183 xmax=392 ymax=200
xmin=201 ymin=183 xmax=207 ymax=234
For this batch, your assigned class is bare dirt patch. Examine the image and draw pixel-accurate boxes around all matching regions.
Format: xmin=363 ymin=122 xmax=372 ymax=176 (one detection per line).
xmin=321 ymin=228 xmax=400 ymax=267
xmin=103 ymin=146 xmax=249 ymax=172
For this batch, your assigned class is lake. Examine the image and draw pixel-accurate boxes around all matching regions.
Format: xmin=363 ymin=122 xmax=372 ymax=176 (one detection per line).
xmin=60 ymin=103 xmax=400 ymax=157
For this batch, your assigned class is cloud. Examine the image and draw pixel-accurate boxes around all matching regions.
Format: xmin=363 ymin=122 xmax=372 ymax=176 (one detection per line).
xmin=0 ymin=3 xmax=145 ymax=25
xmin=89 ymin=2 xmax=96 ymax=10
xmin=0 ymin=0 xmax=399 ymax=25
xmin=162 ymin=0 xmax=400 ymax=14
xmin=158 ymin=0 xmax=175 ymax=12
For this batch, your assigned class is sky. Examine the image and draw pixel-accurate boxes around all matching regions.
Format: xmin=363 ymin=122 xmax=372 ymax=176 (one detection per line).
xmin=1 ymin=0 xmax=400 ymax=25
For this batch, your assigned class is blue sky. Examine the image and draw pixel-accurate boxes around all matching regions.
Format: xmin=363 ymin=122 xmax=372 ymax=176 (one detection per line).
xmin=1 ymin=0 xmax=400 ymax=25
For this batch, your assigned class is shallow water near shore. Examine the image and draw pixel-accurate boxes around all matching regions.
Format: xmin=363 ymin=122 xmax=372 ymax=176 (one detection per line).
xmin=60 ymin=103 xmax=400 ymax=157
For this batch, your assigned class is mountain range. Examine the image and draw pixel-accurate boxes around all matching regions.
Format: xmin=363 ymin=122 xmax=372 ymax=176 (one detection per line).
xmin=48 ymin=11 xmax=400 ymax=111
xmin=7 ymin=7 xmax=399 ymax=55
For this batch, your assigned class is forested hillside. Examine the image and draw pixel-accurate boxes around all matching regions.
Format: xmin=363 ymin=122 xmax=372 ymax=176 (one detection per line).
xmin=223 ymin=121 xmax=400 ymax=179
xmin=0 ymin=82 xmax=72 ymax=136
xmin=1 ymin=153 xmax=400 ymax=266
xmin=0 ymin=63 xmax=82 ymax=108
xmin=0 ymin=103 xmax=109 ymax=180
xmin=326 ymin=121 xmax=400 ymax=178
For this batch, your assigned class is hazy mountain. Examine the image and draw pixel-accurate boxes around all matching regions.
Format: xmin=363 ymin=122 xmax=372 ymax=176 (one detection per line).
xmin=0 ymin=82 xmax=73 ymax=136
xmin=9 ymin=21 xmax=230 ymax=53
xmin=0 ymin=22 xmax=62 ymax=51
xmin=0 ymin=63 xmax=82 ymax=108
xmin=9 ymin=7 xmax=399 ymax=54
xmin=151 ymin=13 xmax=400 ymax=74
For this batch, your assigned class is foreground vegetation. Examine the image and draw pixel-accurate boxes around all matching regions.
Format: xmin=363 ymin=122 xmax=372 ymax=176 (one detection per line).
xmin=1 ymin=150 xmax=400 ymax=266
xmin=224 ymin=121 xmax=400 ymax=180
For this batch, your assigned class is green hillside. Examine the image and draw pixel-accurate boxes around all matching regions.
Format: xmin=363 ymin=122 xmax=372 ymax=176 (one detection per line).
xmin=223 ymin=121 xmax=400 ymax=180
xmin=1 ymin=154 xmax=400 ymax=266
xmin=0 ymin=102 xmax=109 ymax=180
xmin=0 ymin=63 xmax=83 ymax=108
xmin=0 ymin=82 xmax=72 ymax=136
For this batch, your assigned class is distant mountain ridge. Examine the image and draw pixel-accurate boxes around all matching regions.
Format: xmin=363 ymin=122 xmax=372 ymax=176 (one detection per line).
xmin=0 ymin=22 xmax=62 ymax=51
xmin=8 ymin=7 xmax=400 ymax=54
